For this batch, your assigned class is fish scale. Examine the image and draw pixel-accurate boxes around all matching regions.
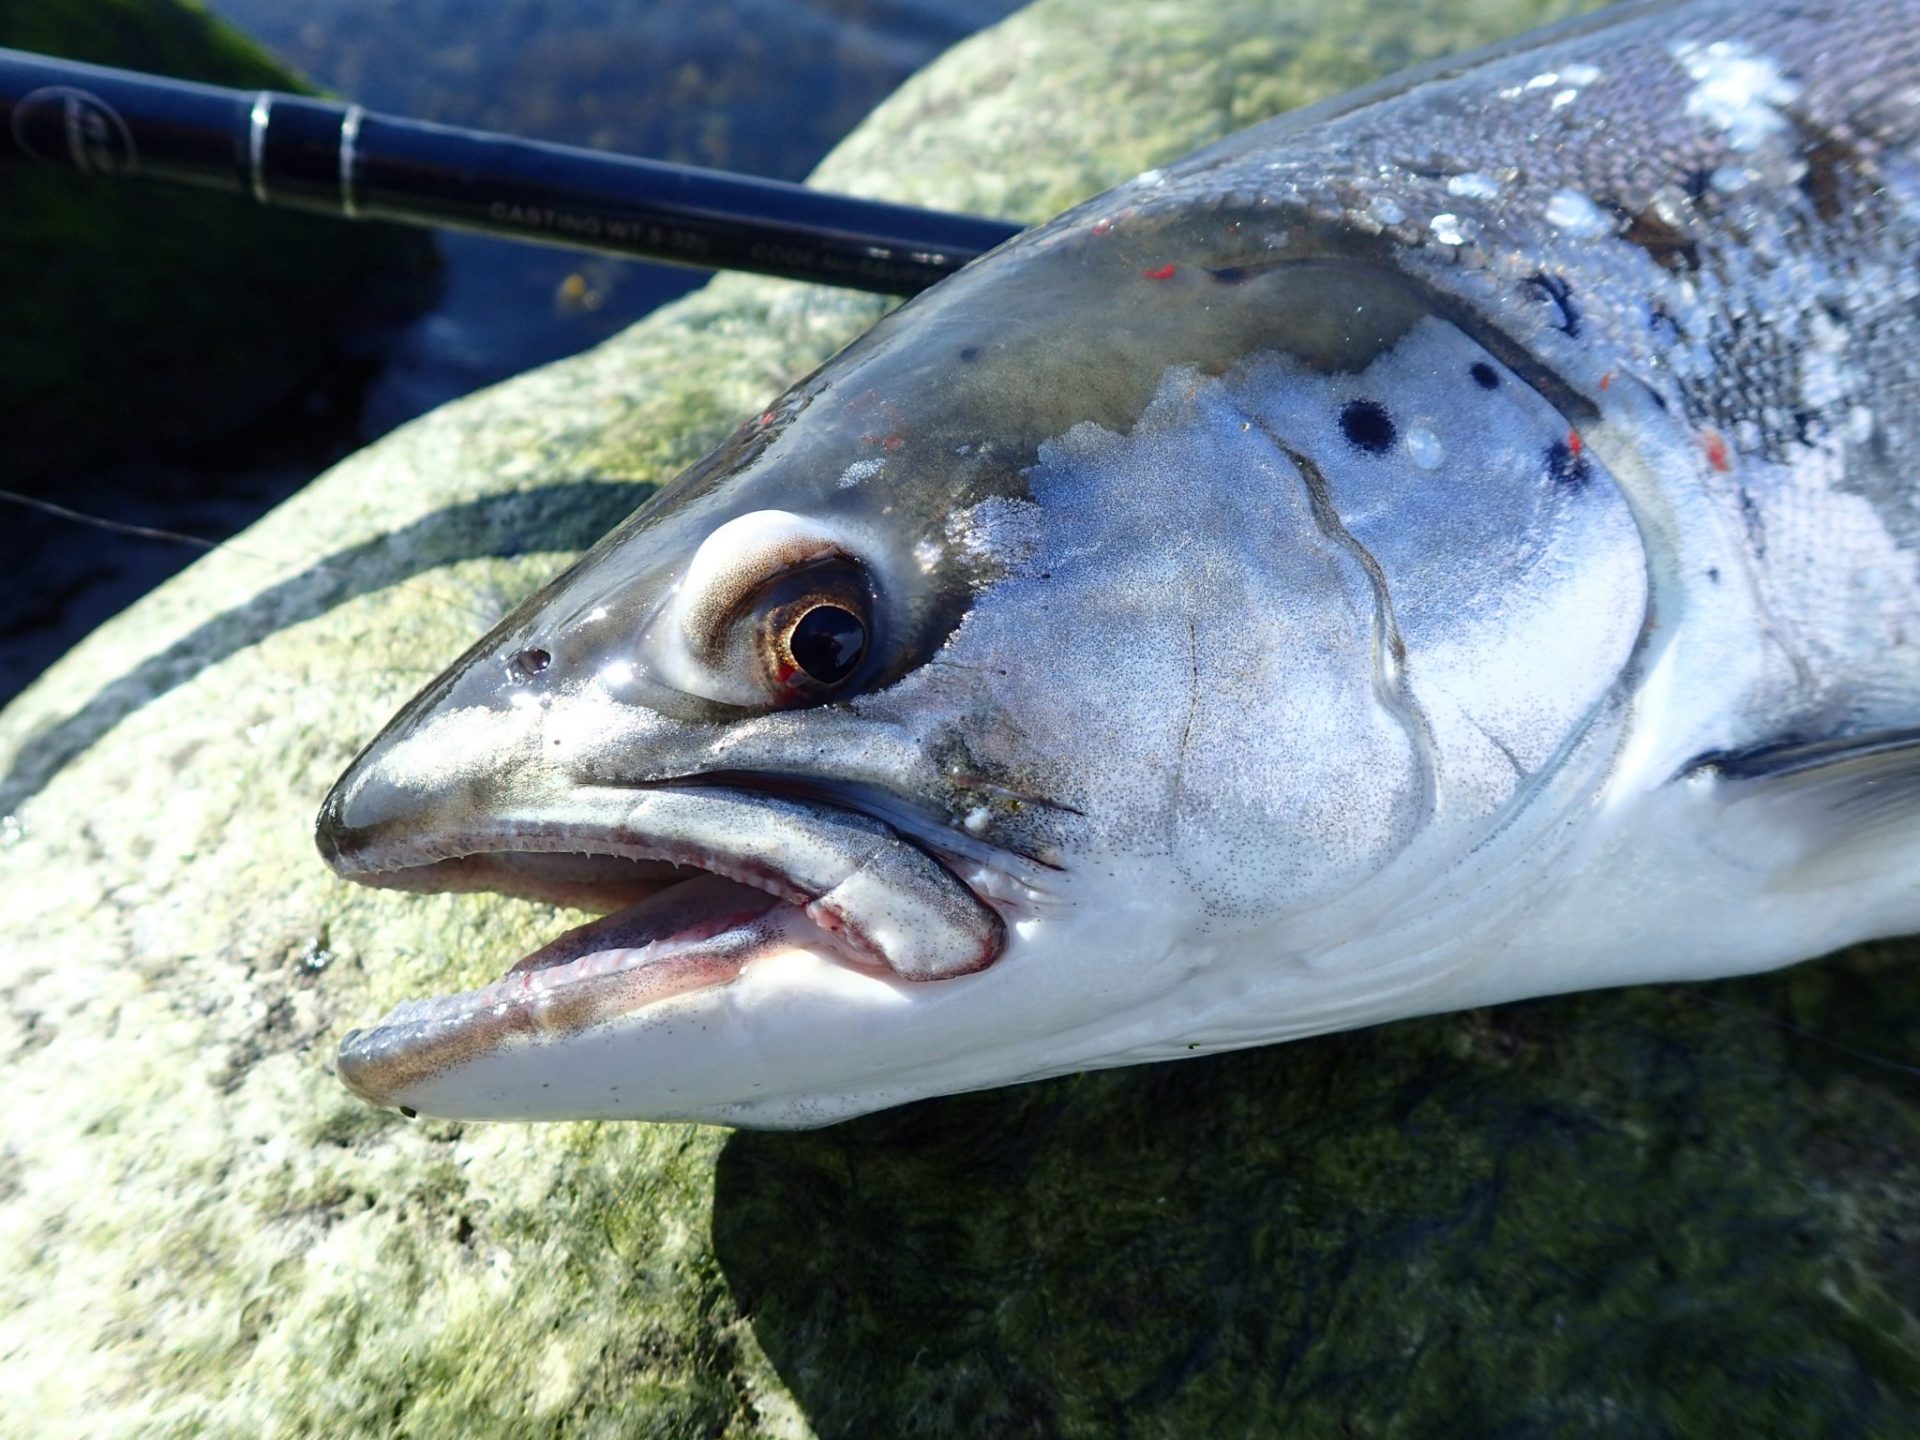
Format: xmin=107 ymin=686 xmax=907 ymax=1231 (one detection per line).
xmin=319 ymin=0 xmax=1920 ymax=1126
xmin=1119 ymin=0 xmax=1920 ymax=724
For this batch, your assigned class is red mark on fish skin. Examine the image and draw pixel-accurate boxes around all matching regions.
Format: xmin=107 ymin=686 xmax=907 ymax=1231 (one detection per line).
xmin=844 ymin=388 xmax=902 ymax=423
xmin=1702 ymin=428 xmax=1732 ymax=473
xmin=1567 ymin=430 xmax=1584 ymax=456
xmin=1091 ymin=218 xmax=1116 ymax=237
xmin=847 ymin=390 xmax=908 ymax=450
xmin=1599 ymin=372 xmax=1613 ymax=392
xmin=1143 ymin=263 xmax=1178 ymax=280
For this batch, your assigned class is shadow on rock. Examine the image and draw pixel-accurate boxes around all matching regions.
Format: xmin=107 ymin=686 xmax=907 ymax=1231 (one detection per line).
xmin=713 ymin=945 xmax=1920 ymax=1438
xmin=0 ymin=479 xmax=646 ymax=815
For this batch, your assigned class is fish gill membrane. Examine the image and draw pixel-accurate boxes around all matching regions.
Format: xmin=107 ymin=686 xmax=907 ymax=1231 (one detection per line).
xmin=309 ymin=0 xmax=1920 ymax=1127
xmin=5 ymin=2 xmax=1920 ymax=1431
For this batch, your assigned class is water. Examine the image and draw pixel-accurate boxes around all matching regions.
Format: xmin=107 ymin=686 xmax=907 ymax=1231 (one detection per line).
xmin=208 ymin=0 xmax=1024 ymax=422
xmin=3 ymin=0 xmax=1022 ymax=705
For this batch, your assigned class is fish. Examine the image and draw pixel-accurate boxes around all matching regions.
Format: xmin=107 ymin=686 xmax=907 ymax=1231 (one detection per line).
xmin=317 ymin=0 xmax=1920 ymax=1128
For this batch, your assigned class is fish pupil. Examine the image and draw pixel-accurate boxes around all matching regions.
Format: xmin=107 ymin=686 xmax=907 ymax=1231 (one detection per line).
xmin=789 ymin=605 xmax=866 ymax=684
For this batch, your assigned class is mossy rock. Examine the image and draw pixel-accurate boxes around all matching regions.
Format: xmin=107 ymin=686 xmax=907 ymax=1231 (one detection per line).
xmin=0 ymin=0 xmax=437 ymax=477
xmin=2 ymin=0 xmax=1916 ymax=1435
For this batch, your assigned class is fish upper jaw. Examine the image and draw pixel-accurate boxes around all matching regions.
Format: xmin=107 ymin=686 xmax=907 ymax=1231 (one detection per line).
xmin=318 ymin=779 xmax=1006 ymax=981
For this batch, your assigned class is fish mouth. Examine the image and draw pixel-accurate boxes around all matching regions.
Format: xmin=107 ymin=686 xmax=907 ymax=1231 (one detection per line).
xmin=320 ymin=778 xmax=1012 ymax=1109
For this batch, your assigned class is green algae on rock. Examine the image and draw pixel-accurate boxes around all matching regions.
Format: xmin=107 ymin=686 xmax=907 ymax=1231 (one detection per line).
xmin=2 ymin=0 xmax=1917 ymax=1434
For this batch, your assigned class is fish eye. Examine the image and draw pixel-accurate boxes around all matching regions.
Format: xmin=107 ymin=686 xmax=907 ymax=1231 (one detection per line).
xmin=745 ymin=557 xmax=875 ymax=703
xmin=786 ymin=604 xmax=867 ymax=684
xmin=637 ymin=510 xmax=888 ymax=709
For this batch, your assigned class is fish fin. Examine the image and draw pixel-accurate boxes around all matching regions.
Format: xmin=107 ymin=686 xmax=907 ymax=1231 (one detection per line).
xmin=1683 ymin=728 xmax=1920 ymax=889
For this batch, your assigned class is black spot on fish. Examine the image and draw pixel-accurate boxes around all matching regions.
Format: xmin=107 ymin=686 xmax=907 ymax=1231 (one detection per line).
xmin=1795 ymin=124 xmax=1861 ymax=222
xmin=959 ymin=346 xmax=981 ymax=363
xmin=1208 ymin=266 xmax=1249 ymax=284
xmin=1526 ymin=272 xmax=1581 ymax=338
xmin=1682 ymin=167 xmax=1715 ymax=204
xmin=1340 ymin=399 xmax=1396 ymax=454
xmin=1470 ymin=361 xmax=1500 ymax=391
xmin=1793 ymin=410 xmax=1827 ymax=445
xmin=1621 ymin=206 xmax=1700 ymax=274
xmin=1544 ymin=439 xmax=1591 ymax=490
xmin=1405 ymin=154 xmax=1465 ymax=181
xmin=1648 ymin=301 xmax=1683 ymax=344
xmin=1706 ymin=566 xmax=1721 ymax=584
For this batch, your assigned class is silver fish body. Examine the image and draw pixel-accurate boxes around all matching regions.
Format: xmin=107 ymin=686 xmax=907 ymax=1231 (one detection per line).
xmin=318 ymin=0 xmax=1920 ymax=1126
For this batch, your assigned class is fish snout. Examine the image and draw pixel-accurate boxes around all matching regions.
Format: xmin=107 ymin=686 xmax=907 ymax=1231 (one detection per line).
xmin=314 ymin=776 xmax=353 ymax=872
xmin=312 ymin=750 xmax=437 ymax=879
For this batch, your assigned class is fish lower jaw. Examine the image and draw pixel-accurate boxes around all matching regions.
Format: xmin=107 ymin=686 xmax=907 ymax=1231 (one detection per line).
xmin=358 ymin=885 xmax=850 ymax=1035
xmin=336 ymin=879 xmax=899 ymax=1111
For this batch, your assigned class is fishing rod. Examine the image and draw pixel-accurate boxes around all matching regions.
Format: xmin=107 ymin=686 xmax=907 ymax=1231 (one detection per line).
xmin=0 ymin=47 xmax=1026 ymax=296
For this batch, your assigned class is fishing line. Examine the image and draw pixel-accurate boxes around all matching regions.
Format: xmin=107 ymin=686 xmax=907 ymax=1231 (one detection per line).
xmin=0 ymin=485 xmax=513 ymax=628
xmin=0 ymin=485 xmax=228 ymax=551
xmin=1681 ymin=990 xmax=1920 ymax=1081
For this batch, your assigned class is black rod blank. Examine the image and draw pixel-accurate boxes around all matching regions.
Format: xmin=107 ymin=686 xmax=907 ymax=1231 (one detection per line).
xmin=0 ymin=47 xmax=1026 ymax=295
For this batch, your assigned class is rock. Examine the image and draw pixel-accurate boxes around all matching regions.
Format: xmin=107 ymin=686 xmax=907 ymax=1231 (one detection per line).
xmin=0 ymin=0 xmax=437 ymax=477
xmin=3 ymin=0 xmax=1916 ymax=1434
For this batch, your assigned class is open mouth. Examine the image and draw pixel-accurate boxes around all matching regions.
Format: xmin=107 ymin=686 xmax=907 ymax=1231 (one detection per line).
xmin=320 ymin=781 xmax=1013 ymax=1107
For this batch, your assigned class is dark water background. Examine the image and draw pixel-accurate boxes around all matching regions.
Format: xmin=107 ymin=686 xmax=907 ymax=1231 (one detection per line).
xmin=4 ymin=0 xmax=1021 ymax=705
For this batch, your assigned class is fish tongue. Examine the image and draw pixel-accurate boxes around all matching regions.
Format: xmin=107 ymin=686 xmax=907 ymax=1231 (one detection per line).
xmin=506 ymin=873 xmax=782 ymax=977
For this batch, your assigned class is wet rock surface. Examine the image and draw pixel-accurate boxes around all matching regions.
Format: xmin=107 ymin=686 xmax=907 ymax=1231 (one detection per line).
xmin=719 ymin=954 xmax=1920 ymax=1434
xmin=3 ymin=1 xmax=1916 ymax=1434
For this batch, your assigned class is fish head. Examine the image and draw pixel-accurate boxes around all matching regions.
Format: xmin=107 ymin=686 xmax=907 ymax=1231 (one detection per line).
xmin=319 ymin=196 xmax=1647 ymax=1126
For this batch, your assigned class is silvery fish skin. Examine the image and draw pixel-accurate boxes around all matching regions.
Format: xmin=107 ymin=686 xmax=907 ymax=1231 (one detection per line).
xmin=318 ymin=0 xmax=1920 ymax=1127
